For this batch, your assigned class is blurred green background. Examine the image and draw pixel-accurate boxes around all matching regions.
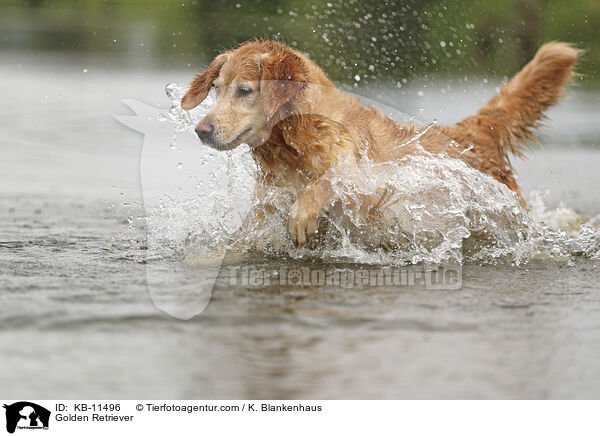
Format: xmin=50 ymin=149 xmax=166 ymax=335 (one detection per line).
xmin=1 ymin=0 xmax=598 ymax=87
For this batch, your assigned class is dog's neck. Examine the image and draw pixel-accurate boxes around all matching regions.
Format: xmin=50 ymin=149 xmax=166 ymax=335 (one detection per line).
xmin=252 ymin=118 xmax=309 ymax=178
xmin=252 ymin=81 xmax=364 ymax=185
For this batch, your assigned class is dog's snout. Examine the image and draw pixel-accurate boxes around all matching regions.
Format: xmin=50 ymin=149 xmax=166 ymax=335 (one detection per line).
xmin=195 ymin=121 xmax=215 ymax=141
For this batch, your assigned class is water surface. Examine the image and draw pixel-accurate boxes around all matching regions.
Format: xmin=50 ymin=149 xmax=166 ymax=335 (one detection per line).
xmin=2 ymin=54 xmax=600 ymax=399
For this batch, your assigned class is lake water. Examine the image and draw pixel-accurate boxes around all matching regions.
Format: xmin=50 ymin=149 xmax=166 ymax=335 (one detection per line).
xmin=1 ymin=53 xmax=600 ymax=399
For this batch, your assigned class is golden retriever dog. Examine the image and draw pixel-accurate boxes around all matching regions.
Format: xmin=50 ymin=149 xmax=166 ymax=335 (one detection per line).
xmin=181 ymin=40 xmax=580 ymax=248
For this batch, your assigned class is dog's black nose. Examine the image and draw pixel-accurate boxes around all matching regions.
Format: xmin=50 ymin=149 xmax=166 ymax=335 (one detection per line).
xmin=195 ymin=122 xmax=214 ymax=142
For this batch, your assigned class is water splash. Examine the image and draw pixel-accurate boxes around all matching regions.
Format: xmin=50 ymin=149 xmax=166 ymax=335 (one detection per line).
xmin=137 ymin=83 xmax=600 ymax=267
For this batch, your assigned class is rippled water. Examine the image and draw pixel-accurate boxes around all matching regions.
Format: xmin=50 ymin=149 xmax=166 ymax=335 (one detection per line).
xmin=2 ymin=55 xmax=600 ymax=398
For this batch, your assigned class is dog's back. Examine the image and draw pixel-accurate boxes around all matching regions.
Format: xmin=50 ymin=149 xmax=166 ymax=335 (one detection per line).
xmin=325 ymin=42 xmax=580 ymax=208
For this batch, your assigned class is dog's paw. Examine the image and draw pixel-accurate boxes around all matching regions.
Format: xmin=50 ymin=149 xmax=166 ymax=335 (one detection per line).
xmin=289 ymin=198 xmax=321 ymax=249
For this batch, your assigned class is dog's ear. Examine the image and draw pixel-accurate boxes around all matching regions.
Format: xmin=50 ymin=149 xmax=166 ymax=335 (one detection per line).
xmin=181 ymin=53 xmax=228 ymax=110
xmin=260 ymin=50 xmax=308 ymax=121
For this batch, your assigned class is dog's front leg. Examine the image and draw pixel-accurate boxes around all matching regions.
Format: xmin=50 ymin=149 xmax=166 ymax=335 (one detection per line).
xmin=289 ymin=155 xmax=383 ymax=248
xmin=289 ymin=175 xmax=334 ymax=248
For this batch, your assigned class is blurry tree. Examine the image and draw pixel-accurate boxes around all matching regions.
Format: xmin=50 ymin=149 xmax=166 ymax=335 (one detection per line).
xmin=0 ymin=0 xmax=597 ymax=86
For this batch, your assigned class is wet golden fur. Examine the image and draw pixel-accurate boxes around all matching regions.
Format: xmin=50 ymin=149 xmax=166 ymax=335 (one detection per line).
xmin=182 ymin=40 xmax=580 ymax=248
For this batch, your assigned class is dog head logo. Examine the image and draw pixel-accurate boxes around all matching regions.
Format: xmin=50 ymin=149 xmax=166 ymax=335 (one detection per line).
xmin=115 ymin=85 xmax=422 ymax=319
xmin=114 ymin=96 xmax=257 ymax=320
xmin=3 ymin=402 xmax=50 ymax=434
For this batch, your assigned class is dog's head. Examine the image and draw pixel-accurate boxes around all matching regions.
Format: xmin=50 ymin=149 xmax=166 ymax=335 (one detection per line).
xmin=182 ymin=40 xmax=309 ymax=150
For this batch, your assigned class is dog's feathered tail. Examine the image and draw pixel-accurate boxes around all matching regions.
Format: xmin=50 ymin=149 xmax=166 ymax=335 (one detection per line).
xmin=456 ymin=42 xmax=581 ymax=160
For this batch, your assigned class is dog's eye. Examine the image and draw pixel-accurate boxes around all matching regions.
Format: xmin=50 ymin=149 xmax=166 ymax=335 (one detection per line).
xmin=237 ymin=86 xmax=253 ymax=97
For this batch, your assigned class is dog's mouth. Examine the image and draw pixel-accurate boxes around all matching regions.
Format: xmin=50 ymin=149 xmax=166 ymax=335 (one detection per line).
xmin=211 ymin=128 xmax=253 ymax=151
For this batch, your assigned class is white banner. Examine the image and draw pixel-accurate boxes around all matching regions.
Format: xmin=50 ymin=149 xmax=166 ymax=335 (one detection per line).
xmin=1 ymin=400 xmax=598 ymax=436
